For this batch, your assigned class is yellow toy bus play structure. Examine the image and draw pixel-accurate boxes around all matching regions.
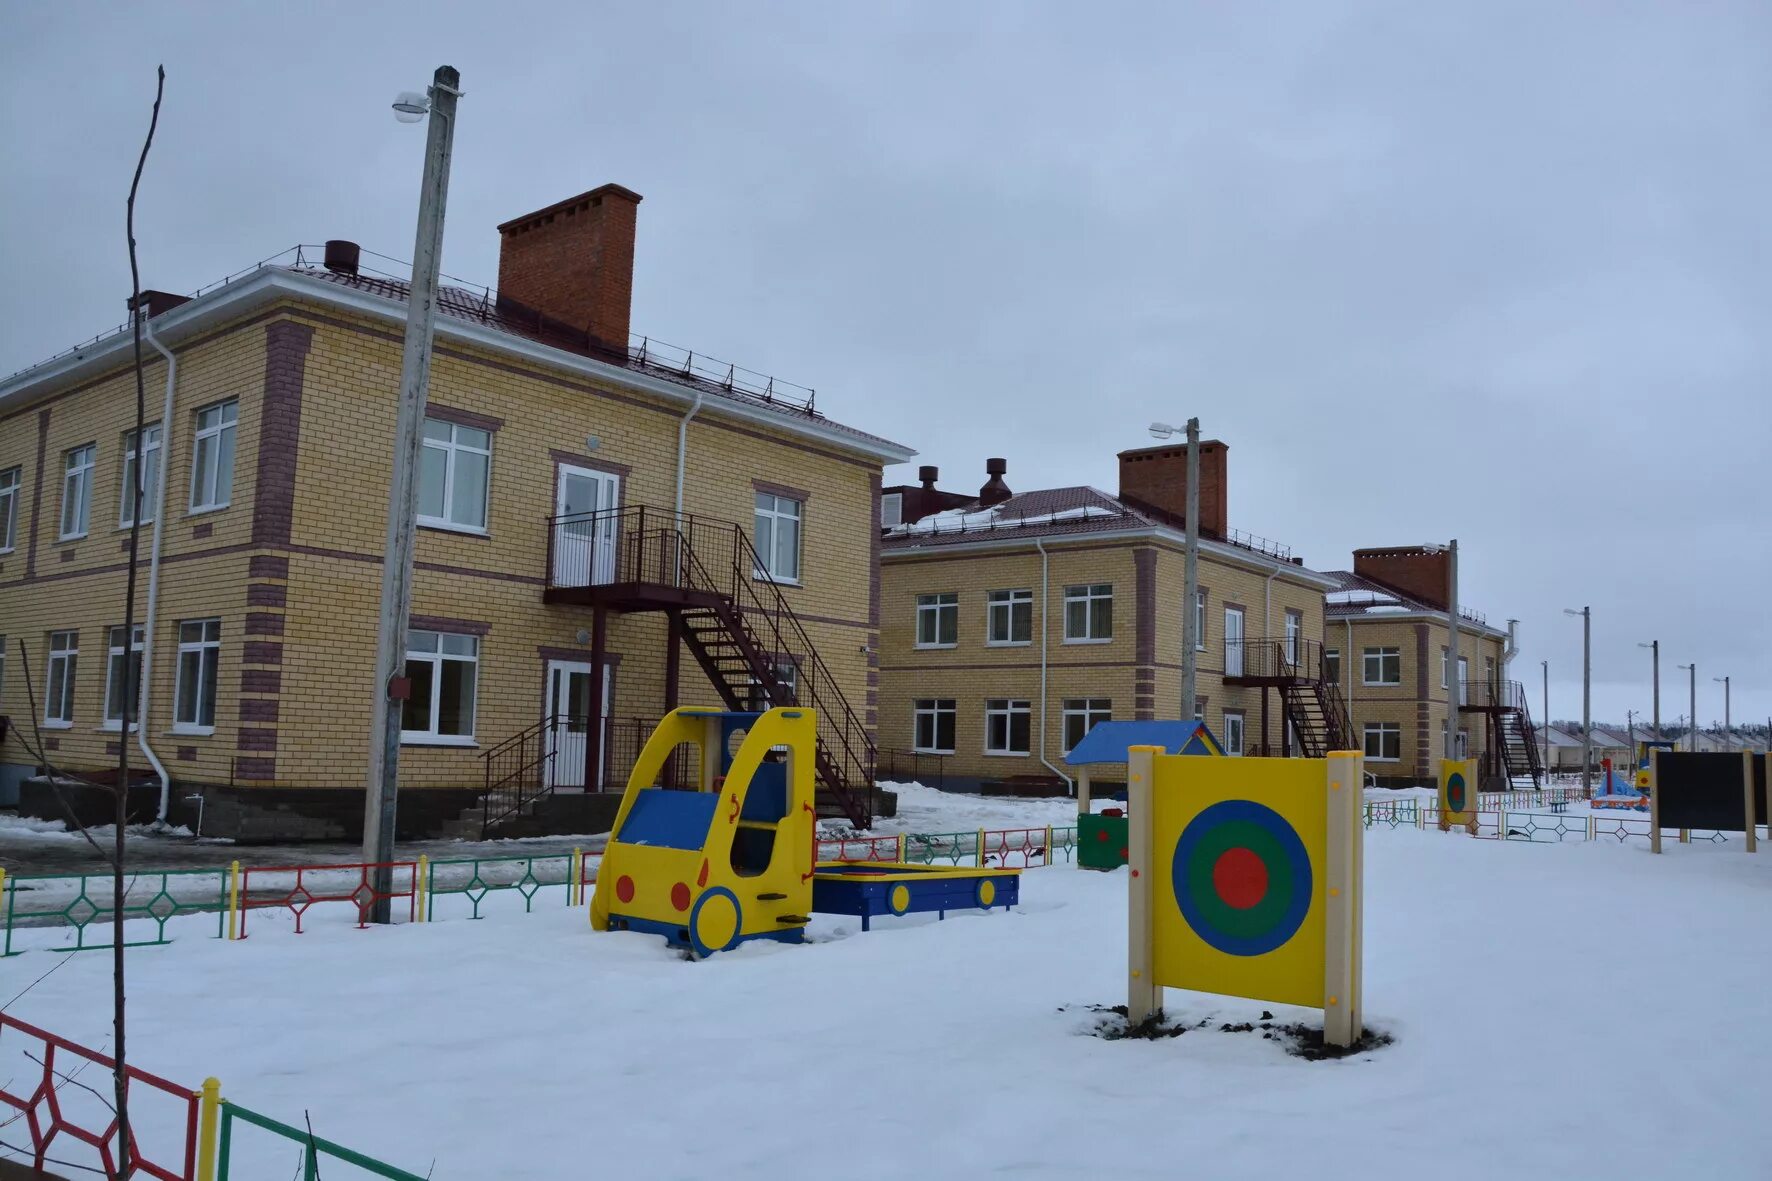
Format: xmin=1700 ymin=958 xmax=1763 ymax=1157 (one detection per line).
xmin=591 ymin=707 xmax=818 ymax=956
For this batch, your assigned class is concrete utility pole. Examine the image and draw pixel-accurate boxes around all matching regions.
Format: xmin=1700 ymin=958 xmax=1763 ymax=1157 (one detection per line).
xmin=1445 ymin=539 xmax=1459 ymax=759
xmin=1638 ymin=640 xmax=1660 ymax=740
xmin=1678 ymin=663 xmax=1696 ymax=751
xmin=1713 ymin=675 xmax=1731 ymax=736
xmin=1182 ymin=418 xmax=1200 ymax=721
xmin=1541 ymin=659 xmax=1550 ymax=775
xmin=1564 ymin=606 xmax=1591 ymax=795
xmin=364 ymin=65 xmax=461 ymax=922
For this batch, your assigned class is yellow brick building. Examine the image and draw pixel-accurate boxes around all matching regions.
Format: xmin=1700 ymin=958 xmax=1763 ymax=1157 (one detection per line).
xmin=876 ymin=444 xmax=1345 ymax=792
xmin=0 ymin=185 xmax=910 ymax=839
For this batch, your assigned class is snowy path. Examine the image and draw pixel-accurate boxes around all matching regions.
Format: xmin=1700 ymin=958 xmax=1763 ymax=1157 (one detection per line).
xmin=6 ymin=821 xmax=1772 ymax=1179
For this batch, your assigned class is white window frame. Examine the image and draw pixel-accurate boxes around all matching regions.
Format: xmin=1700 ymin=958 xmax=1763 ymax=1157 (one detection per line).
xmin=984 ymin=698 xmax=1031 ymax=756
xmin=1193 ymin=590 xmax=1207 ymax=651
xmin=1223 ymin=605 xmax=1245 ymax=676
xmin=418 ymin=417 xmax=492 ymax=534
xmin=1222 ymin=710 xmax=1245 ymax=756
xmin=986 ymin=589 xmax=1033 ymax=647
xmin=1363 ymin=722 xmax=1401 ymax=762
xmin=1324 ymin=647 xmax=1341 ymax=686
xmin=59 ymin=444 xmax=96 ymax=540
xmin=753 ymin=492 xmax=804 ymax=584
xmin=746 ymin=659 xmax=800 ymax=711
xmin=1063 ymin=584 xmax=1113 ymax=644
xmin=1284 ymin=610 xmax=1302 ymax=662
xmin=1061 ymin=698 xmax=1112 ymax=754
xmin=915 ymin=593 xmax=958 ymax=649
xmin=119 ymin=423 xmax=162 ymax=528
xmin=913 ymin=698 xmax=957 ymax=754
xmin=0 ymin=466 xmax=19 ymax=553
xmin=880 ymin=492 xmax=903 ymax=528
xmin=400 ymin=629 xmax=480 ymax=746
xmin=189 ymin=399 xmax=237 ymax=513
xmin=44 ymin=630 xmax=78 ymax=728
xmin=1458 ymin=656 xmax=1469 ymax=706
xmin=1441 ymin=649 xmax=1449 ymax=690
xmin=1363 ymin=646 xmax=1401 ymax=686
xmin=173 ymin=619 xmax=222 ymax=734
xmin=103 ymin=624 xmax=145 ymax=732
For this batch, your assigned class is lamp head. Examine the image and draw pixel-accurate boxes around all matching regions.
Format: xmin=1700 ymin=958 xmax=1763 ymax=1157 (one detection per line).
xmin=392 ymin=90 xmax=430 ymax=123
xmin=1148 ymin=422 xmax=1176 ymax=440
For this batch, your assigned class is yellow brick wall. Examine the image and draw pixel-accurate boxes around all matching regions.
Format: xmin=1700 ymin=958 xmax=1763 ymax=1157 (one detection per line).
xmin=0 ymin=300 xmax=884 ymax=794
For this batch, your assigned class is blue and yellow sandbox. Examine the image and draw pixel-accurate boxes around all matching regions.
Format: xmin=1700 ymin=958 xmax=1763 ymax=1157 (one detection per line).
xmin=591 ymin=707 xmax=1020 ymax=956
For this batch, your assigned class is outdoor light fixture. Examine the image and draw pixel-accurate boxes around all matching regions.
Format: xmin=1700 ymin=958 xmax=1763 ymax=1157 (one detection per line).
xmin=1149 ymin=421 xmax=1179 ymax=439
xmin=391 ymin=90 xmax=430 ymax=122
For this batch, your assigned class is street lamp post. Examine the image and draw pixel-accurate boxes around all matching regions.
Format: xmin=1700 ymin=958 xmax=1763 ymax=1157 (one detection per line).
xmin=1678 ymin=663 xmax=1696 ymax=750
xmin=1637 ymin=640 xmax=1660 ymax=740
xmin=1149 ymin=420 xmax=1201 ymax=723
xmin=363 ymin=65 xmax=462 ymax=922
xmin=1713 ymin=676 xmax=1731 ymax=739
xmin=1540 ymin=659 xmax=1550 ymax=777
xmin=1564 ymin=607 xmax=1591 ymax=796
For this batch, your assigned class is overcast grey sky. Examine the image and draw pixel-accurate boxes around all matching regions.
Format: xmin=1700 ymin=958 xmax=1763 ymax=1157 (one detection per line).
xmin=3 ymin=3 xmax=1767 ymax=728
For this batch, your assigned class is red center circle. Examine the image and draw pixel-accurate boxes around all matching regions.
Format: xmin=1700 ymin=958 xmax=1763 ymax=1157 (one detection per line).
xmin=1211 ymin=846 xmax=1268 ymax=910
xmin=615 ymin=875 xmax=635 ymax=904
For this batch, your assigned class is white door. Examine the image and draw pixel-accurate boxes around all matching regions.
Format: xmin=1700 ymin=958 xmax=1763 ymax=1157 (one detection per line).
xmin=1285 ymin=612 xmax=1301 ymax=664
xmin=545 ymin=661 xmax=593 ymax=790
xmin=1224 ymin=607 xmax=1245 ymax=677
xmin=553 ymin=466 xmax=620 ymax=587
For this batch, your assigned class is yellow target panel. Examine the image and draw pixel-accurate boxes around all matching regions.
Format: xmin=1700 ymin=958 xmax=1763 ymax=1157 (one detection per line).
xmin=1439 ymin=759 xmax=1477 ymax=827
xmin=1149 ymin=755 xmax=1328 ymax=1010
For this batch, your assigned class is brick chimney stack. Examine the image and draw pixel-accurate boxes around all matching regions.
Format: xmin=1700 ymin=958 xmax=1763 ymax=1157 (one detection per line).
xmin=1117 ymin=441 xmax=1228 ymax=537
xmin=1352 ymin=546 xmax=1453 ymax=611
xmin=496 ymin=184 xmax=643 ymax=353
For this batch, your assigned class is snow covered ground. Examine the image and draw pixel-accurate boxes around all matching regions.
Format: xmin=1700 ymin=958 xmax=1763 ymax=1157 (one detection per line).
xmin=6 ymin=789 xmax=1772 ymax=1179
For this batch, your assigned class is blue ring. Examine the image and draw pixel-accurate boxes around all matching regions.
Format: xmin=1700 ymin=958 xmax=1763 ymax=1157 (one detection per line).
xmin=1171 ymin=799 xmax=1313 ymax=957
xmin=688 ymin=886 xmax=743 ymax=958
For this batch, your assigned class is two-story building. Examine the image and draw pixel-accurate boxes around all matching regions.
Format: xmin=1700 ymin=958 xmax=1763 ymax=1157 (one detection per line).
xmin=0 ymin=184 xmax=911 ymax=839
xmin=876 ymin=441 xmax=1348 ymax=793
xmin=1323 ymin=547 xmax=1541 ymax=788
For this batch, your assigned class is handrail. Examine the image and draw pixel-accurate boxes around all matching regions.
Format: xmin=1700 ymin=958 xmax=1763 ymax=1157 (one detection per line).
xmin=1225 ymin=636 xmax=1331 ymax=681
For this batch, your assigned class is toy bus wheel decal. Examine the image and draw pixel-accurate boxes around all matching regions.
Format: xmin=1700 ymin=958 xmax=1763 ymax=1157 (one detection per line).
xmin=888 ymin=884 xmax=912 ymax=915
xmin=976 ymin=879 xmax=997 ymax=909
xmin=689 ymin=887 xmax=742 ymax=957
xmin=1171 ymin=799 xmax=1313 ymax=957
xmin=1445 ymin=772 xmax=1467 ymax=814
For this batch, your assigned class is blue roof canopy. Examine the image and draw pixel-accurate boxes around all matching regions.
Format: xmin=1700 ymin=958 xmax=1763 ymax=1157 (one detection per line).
xmin=1063 ymin=720 xmax=1223 ymax=766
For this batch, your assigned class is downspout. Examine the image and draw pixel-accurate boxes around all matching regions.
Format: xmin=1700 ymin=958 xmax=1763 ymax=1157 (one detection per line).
xmin=138 ymin=316 xmax=176 ymax=822
xmin=1033 ymin=538 xmax=1073 ymax=794
xmin=673 ymin=391 xmax=705 ymax=519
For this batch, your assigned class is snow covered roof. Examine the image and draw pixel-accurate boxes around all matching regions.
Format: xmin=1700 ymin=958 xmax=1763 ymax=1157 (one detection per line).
xmin=1322 ymin=570 xmax=1501 ymax=634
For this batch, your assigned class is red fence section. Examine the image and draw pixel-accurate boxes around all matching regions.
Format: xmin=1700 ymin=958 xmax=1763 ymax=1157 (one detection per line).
xmin=817 ymin=834 xmax=900 ymax=863
xmin=238 ymin=861 xmax=417 ymax=937
xmin=0 ymin=1012 xmax=199 ymax=1180
xmin=980 ymin=827 xmax=1052 ymax=868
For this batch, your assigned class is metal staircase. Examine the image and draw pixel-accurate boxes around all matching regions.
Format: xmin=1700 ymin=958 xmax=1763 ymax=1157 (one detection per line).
xmin=1463 ymin=680 xmax=1545 ymax=788
xmin=1229 ymin=637 xmax=1355 ymax=757
xmin=1280 ymin=677 xmax=1357 ymax=758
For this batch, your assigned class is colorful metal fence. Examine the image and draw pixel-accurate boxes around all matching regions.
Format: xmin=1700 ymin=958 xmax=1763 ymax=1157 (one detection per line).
xmin=423 ymin=852 xmax=578 ymax=920
xmin=216 ymin=1100 xmax=428 ymax=1181
xmin=237 ymin=861 xmax=417 ymax=937
xmin=1361 ymin=800 xmax=1749 ymax=847
xmin=1 ymin=867 xmax=227 ymax=956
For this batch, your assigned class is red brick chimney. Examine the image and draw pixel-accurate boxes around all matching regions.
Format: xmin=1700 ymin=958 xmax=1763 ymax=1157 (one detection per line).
xmin=496 ymin=184 xmax=643 ymax=352
xmin=1352 ymin=546 xmax=1451 ymax=610
xmin=1117 ymin=441 xmax=1228 ymax=537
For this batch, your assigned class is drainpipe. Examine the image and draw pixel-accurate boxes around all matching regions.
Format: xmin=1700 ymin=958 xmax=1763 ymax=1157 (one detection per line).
xmin=138 ymin=316 xmax=176 ymax=822
xmin=1033 ymin=538 xmax=1073 ymax=795
xmin=673 ymin=392 xmax=705 ymax=520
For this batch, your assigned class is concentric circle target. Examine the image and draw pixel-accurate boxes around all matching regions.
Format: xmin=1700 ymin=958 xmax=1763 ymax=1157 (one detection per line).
xmin=1445 ymin=772 xmax=1467 ymax=814
xmin=1171 ymin=799 xmax=1313 ymax=957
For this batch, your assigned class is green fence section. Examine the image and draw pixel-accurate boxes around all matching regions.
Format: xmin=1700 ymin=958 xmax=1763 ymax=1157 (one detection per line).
xmin=1048 ymin=825 xmax=1079 ymax=864
xmin=425 ymin=853 xmax=575 ymax=920
xmin=894 ymin=827 xmax=1078 ymax=868
xmin=218 ymin=1100 xmax=428 ymax=1181
xmin=1 ymin=867 xmax=227 ymax=956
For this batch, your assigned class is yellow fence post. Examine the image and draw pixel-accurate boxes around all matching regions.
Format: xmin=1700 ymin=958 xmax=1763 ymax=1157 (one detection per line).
xmin=895 ymin=834 xmax=905 ymax=863
xmin=976 ymin=828 xmax=985 ymax=867
xmin=195 ymin=1077 xmax=222 ymax=1181
xmin=416 ymin=854 xmax=429 ymax=922
xmin=226 ymin=861 xmax=240 ymax=941
xmin=1044 ymin=825 xmax=1054 ymax=867
xmin=570 ymin=847 xmax=583 ymax=905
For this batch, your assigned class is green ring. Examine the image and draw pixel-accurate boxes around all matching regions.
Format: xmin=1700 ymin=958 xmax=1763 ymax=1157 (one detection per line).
xmin=1181 ymin=819 xmax=1294 ymax=940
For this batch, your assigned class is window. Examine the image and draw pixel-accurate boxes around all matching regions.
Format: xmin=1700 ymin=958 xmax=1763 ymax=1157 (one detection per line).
xmin=1223 ymin=606 xmax=1245 ymax=676
xmin=44 ymin=630 xmax=78 ymax=726
xmin=120 ymin=424 xmax=162 ymax=527
xmin=913 ymin=698 xmax=956 ymax=754
xmin=987 ymin=589 xmax=1033 ymax=646
xmin=1363 ymin=722 xmax=1401 ymax=762
xmin=1223 ymin=710 xmax=1245 ymax=756
xmin=1363 ymin=647 xmax=1401 ymax=686
xmin=1324 ymin=648 xmax=1341 ymax=686
xmin=189 ymin=400 xmax=237 ymax=511
xmin=401 ymin=630 xmax=479 ymax=743
xmin=174 ymin=619 xmax=222 ymax=732
xmin=59 ymin=444 xmax=95 ymax=539
xmin=1192 ymin=696 xmax=1206 ymax=722
xmin=984 ymin=698 xmax=1031 ymax=755
xmin=1458 ymin=656 xmax=1469 ymax=705
xmin=747 ymin=660 xmax=799 ymax=711
xmin=1062 ymin=698 xmax=1112 ymax=754
xmin=1063 ymin=584 xmax=1113 ymax=643
xmin=0 ymin=466 xmax=19 ymax=552
xmin=1284 ymin=610 xmax=1302 ymax=662
xmin=104 ymin=624 xmax=144 ymax=730
xmin=915 ymin=593 xmax=958 ymax=648
xmin=418 ymin=418 xmax=491 ymax=532
xmin=753 ymin=492 xmax=803 ymax=582
xmin=1193 ymin=590 xmax=1207 ymax=651
xmin=1440 ymin=649 xmax=1448 ymax=690
xmin=880 ymin=493 xmax=903 ymax=528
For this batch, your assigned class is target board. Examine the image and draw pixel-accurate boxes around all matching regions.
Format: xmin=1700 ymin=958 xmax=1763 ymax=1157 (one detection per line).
xmin=1134 ymin=752 xmax=1364 ymax=1029
xmin=1439 ymin=758 xmax=1477 ymax=829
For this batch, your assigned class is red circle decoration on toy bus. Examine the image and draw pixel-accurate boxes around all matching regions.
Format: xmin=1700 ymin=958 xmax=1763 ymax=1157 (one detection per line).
xmin=1171 ymin=799 xmax=1313 ymax=957
xmin=1445 ymin=772 xmax=1468 ymax=814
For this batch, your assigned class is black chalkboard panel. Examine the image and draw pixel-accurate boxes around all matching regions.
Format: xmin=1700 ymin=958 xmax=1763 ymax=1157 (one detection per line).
xmin=1657 ymin=752 xmax=1748 ymax=831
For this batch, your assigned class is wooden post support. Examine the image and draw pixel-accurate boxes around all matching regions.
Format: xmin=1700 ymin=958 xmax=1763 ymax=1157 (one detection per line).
xmin=1649 ymin=748 xmax=1662 ymax=854
xmin=1324 ymin=751 xmax=1364 ymax=1048
xmin=1127 ymin=746 xmax=1159 ymax=1026
xmin=1077 ymin=767 xmax=1093 ymax=816
xmin=1743 ymin=751 xmax=1757 ymax=854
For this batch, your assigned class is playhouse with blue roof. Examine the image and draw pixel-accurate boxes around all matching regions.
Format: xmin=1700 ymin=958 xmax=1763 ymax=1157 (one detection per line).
xmin=1065 ymin=720 xmax=1223 ymax=870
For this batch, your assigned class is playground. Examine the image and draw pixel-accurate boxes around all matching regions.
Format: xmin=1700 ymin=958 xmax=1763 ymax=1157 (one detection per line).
xmin=6 ymin=785 xmax=1772 ymax=1179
